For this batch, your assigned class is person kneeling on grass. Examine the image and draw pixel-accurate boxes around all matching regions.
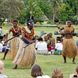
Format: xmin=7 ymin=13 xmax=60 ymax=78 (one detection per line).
xmin=0 ymin=60 xmax=8 ymax=78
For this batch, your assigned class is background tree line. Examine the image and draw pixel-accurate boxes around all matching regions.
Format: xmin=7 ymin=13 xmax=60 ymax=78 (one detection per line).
xmin=0 ymin=0 xmax=78 ymax=24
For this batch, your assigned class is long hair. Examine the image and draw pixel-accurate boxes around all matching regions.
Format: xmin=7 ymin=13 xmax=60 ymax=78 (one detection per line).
xmin=31 ymin=64 xmax=43 ymax=77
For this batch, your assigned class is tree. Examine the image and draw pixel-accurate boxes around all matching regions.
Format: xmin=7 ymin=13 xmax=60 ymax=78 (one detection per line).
xmin=19 ymin=0 xmax=44 ymax=24
xmin=62 ymin=0 xmax=78 ymax=23
xmin=0 ymin=0 xmax=24 ymax=19
xmin=47 ymin=0 xmax=63 ymax=23
xmin=37 ymin=0 xmax=52 ymax=20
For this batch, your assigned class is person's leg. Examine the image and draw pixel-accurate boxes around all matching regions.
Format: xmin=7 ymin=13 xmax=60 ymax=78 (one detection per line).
xmin=63 ymin=55 xmax=66 ymax=63
xmin=13 ymin=45 xmax=23 ymax=69
xmin=13 ymin=39 xmax=26 ymax=69
xmin=3 ymin=49 xmax=9 ymax=60
xmin=72 ymin=57 xmax=76 ymax=64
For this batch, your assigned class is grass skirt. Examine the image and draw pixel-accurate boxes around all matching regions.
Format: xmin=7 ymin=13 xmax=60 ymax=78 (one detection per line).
xmin=13 ymin=39 xmax=36 ymax=68
xmin=62 ymin=38 xmax=77 ymax=58
xmin=7 ymin=37 xmax=19 ymax=60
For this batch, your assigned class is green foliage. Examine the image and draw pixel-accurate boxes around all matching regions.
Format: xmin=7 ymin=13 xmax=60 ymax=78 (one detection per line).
xmin=0 ymin=0 xmax=24 ymax=19
xmin=1 ymin=0 xmax=78 ymax=24
xmin=59 ymin=3 xmax=74 ymax=22
xmin=37 ymin=0 xmax=53 ymax=19
xmin=19 ymin=0 xmax=44 ymax=24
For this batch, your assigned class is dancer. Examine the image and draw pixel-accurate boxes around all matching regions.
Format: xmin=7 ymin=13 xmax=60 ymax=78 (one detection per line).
xmin=62 ymin=21 xmax=77 ymax=63
xmin=6 ymin=19 xmax=21 ymax=60
xmin=13 ymin=20 xmax=36 ymax=69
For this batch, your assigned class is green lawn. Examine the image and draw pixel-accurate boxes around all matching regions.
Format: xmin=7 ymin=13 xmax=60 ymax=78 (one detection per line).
xmin=1 ymin=25 xmax=78 ymax=78
xmin=1 ymin=54 xmax=78 ymax=78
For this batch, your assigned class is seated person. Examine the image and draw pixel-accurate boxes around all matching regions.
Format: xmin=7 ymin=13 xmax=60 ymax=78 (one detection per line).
xmin=0 ymin=34 xmax=10 ymax=52
xmin=0 ymin=60 xmax=8 ymax=78
xmin=69 ymin=66 xmax=78 ymax=78
xmin=51 ymin=68 xmax=63 ymax=78
xmin=54 ymin=37 xmax=63 ymax=55
xmin=31 ymin=64 xmax=50 ymax=78
xmin=47 ymin=33 xmax=55 ymax=54
xmin=47 ymin=42 xmax=55 ymax=54
xmin=1 ymin=34 xmax=10 ymax=60
xmin=35 ymin=37 xmax=48 ymax=54
xmin=0 ymin=26 xmax=4 ymax=39
xmin=0 ymin=41 xmax=3 ymax=52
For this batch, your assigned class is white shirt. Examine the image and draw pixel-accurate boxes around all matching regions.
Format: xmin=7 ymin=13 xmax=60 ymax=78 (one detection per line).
xmin=0 ymin=28 xmax=3 ymax=36
xmin=69 ymin=74 xmax=78 ymax=78
xmin=36 ymin=75 xmax=50 ymax=78
xmin=0 ymin=43 xmax=3 ymax=52
xmin=55 ymin=42 xmax=63 ymax=50
xmin=36 ymin=41 xmax=48 ymax=51
xmin=0 ymin=74 xmax=7 ymax=78
xmin=2 ymin=41 xmax=10 ymax=49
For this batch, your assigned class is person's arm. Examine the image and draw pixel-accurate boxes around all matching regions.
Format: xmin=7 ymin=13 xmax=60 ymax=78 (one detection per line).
xmin=35 ymin=42 xmax=39 ymax=50
xmin=25 ymin=28 xmax=34 ymax=38
xmin=21 ymin=28 xmax=34 ymax=43
xmin=29 ymin=28 xmax=34 ymax=36
xmin=23 ymin=27 xmax=34 ymax=38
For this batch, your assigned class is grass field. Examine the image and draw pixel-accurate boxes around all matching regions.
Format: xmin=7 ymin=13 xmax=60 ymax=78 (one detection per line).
xmin=1 ymin=25 xmax=78 ymax=78
xmin=1 ymin=54 xmax=78 ymax=78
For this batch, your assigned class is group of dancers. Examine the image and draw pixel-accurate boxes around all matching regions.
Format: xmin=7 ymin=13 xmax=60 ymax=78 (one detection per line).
xmin=0 ymin=19 xmax=36 ymax=69
xmin=0 ymin=20 xmax=77 ymax=70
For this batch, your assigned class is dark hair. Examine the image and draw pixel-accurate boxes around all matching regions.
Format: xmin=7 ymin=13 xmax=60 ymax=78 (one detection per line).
xmin=66 ymin=21 xmax=72 ymax=25
xmin=27 ymin=20 xmax=33 ymax=27
xmin=56 ymin=37 xmax=62 ymax=42
xmin=31 ymin=64 xmax=43 ymax=77
xmin=38 ymin=37 xmax=43 ymax=41
xmin=0 ymin=26 xmax=2 ymax=28
xmin=73 ymin=75 xmax=77 ymax=77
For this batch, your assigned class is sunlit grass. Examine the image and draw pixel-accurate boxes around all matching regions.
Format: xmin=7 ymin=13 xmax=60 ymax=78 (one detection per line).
xmin=0 ymin=25 xmax=78 ymax=78
xmin=1 ymin=54 xmax=78 ymax=78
